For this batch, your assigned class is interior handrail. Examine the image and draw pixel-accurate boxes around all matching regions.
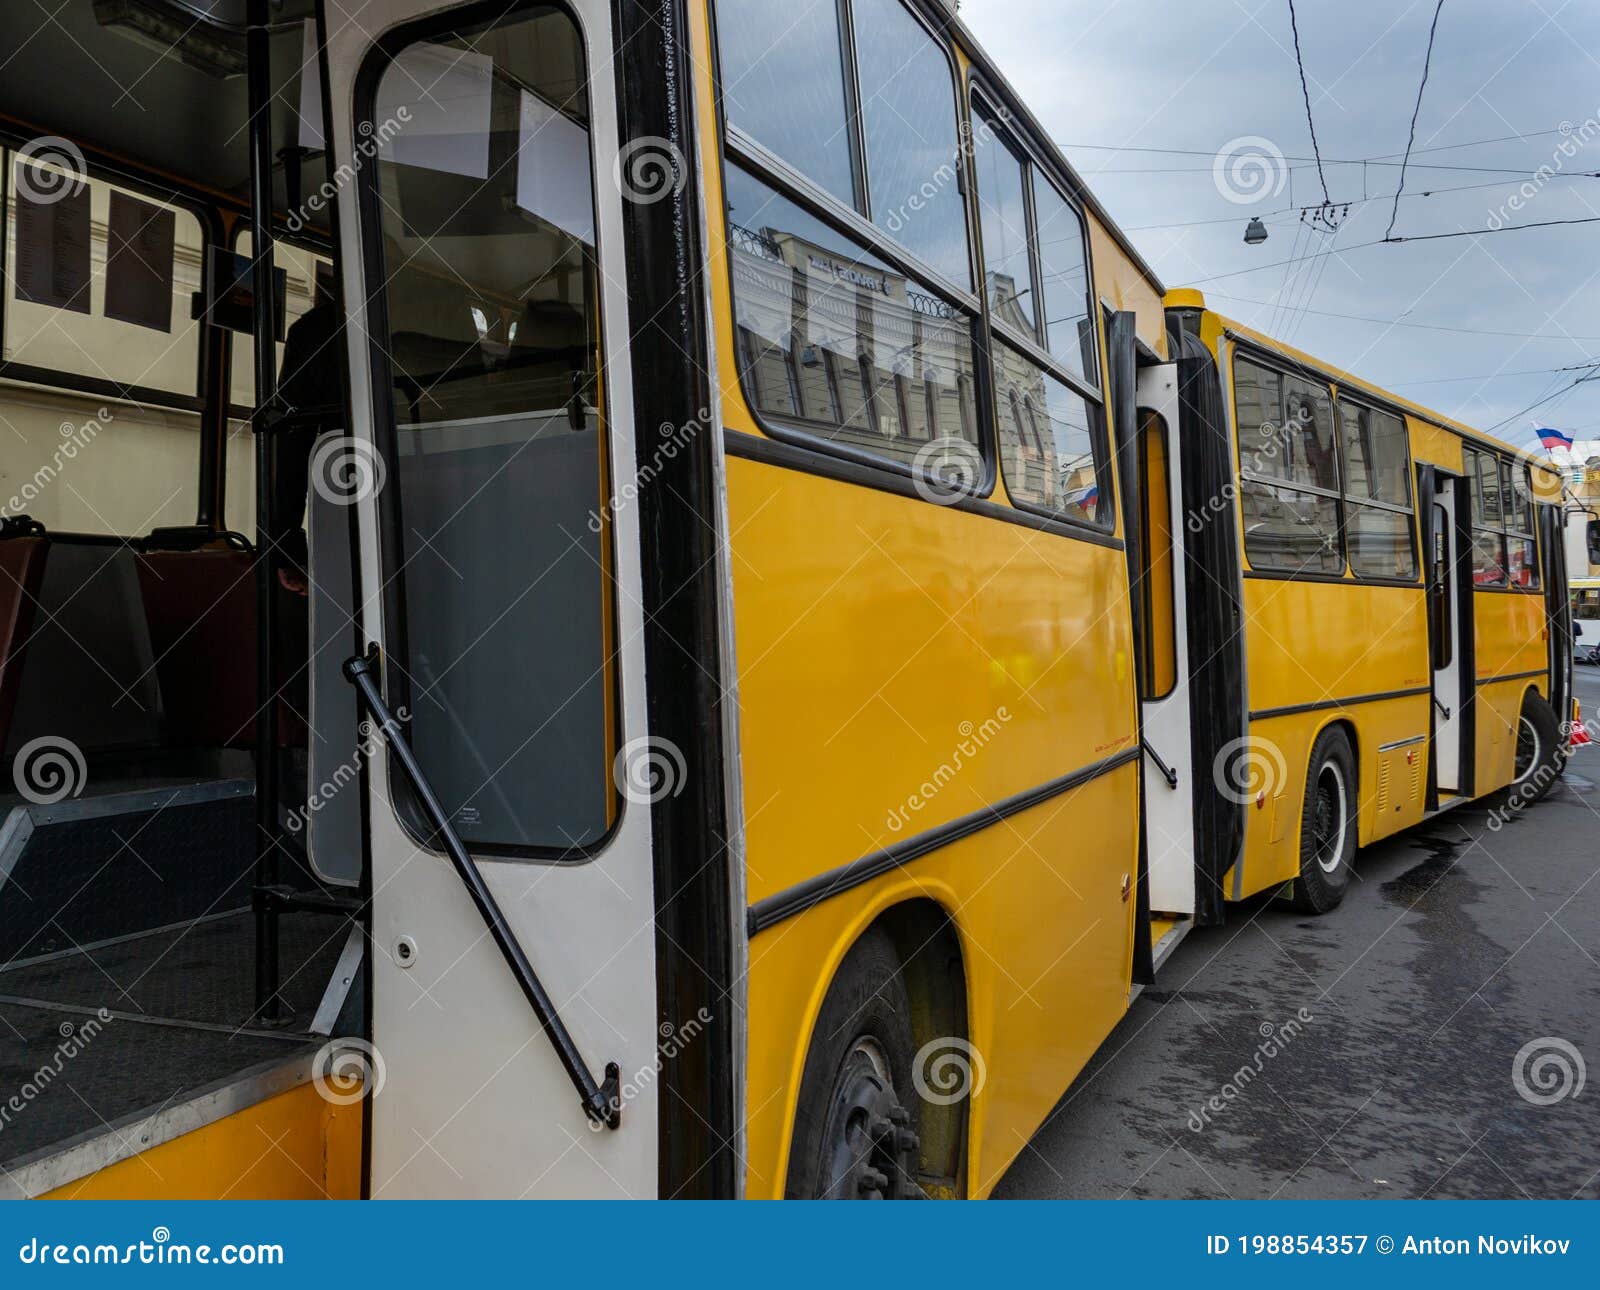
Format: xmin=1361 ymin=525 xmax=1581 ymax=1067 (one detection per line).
xmin=343 ymin=647 xmax=622 ymax=1130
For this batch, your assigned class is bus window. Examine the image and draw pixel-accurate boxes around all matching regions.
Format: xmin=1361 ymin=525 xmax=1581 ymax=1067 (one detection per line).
xmin=724 ymin=164 xmax=980 ymax=472
xmin=972 ymin=113 xmax=1037 ymax=335
xmin=1338 ymin=402 xmax=1416 ymax=579
xmin=1 ymin=151 xmax=205 ymax=533
xmin=852 ymin=0 xmax=971 ymax=286
xmin=362 ymin=5 xmax=615 ymax=853
xmin=715 ymin=0 xmax=859 ymax=208
xmin=1031 ymin=173 xmax=1095 ymax=385
xmin=992 ymin=337 xmax=1106 ymax=526
xmin=1139 ymin=409 xmax=1177 ymax=697
xmin=1233 ymin=356 xmax=1343 ymax=574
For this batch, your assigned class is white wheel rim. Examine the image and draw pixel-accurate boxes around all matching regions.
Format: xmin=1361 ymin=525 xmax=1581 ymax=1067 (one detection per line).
xmin=1316 ymin=761 xmax=1350 ymax=874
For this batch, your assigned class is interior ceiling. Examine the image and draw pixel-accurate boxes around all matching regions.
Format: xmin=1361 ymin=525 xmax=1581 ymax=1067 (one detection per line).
xmin=0 ymin=0 xmax=327 ymax=224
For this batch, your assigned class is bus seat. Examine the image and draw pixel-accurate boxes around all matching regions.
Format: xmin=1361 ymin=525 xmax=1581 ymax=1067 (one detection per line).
xmin=136 ymin=548 xmax=260 ymax=750
xmin=0 ymin=534 xmax=47 ymax=755
xmin=4 ymin=539 xmax=165 ymax=759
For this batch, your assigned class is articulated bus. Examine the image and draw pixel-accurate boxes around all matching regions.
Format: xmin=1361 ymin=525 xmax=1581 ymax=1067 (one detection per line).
xmin=0 ymin=0 xmax=1572 ymax=1201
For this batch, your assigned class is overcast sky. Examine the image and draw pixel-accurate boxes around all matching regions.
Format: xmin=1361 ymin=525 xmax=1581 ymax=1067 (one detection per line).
xmin=961 ymin=0 xmax=1600 ymax=460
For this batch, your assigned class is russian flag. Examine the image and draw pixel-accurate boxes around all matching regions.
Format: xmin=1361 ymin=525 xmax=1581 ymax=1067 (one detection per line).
xmin=1537 ymin=427 xmax=1574 ymax=451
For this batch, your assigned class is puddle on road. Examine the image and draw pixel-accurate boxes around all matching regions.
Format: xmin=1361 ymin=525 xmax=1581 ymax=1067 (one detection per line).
xmin=1380 ymin=831 xmax=1465 ymax=908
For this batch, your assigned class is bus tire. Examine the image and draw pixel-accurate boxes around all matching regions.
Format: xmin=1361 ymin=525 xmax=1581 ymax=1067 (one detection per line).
xmin=785 ymin=927 xmax=922 ymax=1199
xmin=1285 ymin=726 xmax=1357 ymax=915
xmin=1508 ymin=691 xmax=1563 ymax=808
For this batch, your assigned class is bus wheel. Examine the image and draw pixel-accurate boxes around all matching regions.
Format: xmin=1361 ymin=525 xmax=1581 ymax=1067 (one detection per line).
xmin=785 ymin=927 xmax=922 ymax=1199
xmin=1286 ymin=727 xmax=1357 ymax=914
xmin=1509 ymin=692 xmax=1563 ymax=808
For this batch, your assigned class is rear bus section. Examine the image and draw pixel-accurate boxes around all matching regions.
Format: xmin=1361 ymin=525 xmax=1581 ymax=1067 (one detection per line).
xmin=1166 ymin=292 xmax=1572 ymax=912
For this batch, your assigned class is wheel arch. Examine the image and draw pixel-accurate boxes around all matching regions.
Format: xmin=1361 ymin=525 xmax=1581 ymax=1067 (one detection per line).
xmin=776 ymin=886 xmax=973 ymax=1198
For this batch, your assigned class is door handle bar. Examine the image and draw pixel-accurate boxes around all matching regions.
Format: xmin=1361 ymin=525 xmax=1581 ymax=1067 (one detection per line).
xmin=344 ymin=647 xmax=622 ymax=1130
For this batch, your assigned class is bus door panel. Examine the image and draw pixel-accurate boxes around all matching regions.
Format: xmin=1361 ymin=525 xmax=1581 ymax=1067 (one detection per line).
xmin=321 ymin=0 xmax=660 ymax=1197
xmin=1430 ymin=476 xmax=1464 ymax=794
xmin=1136 ymin=364 xmax=1196 ymax=918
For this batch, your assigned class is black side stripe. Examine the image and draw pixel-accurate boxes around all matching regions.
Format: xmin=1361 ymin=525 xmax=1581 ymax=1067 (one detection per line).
xmin=1476 ymin=668 xmax=1546 ymax=687
xmin=1249 ymin=685 xmax=1432 ymax=722
xmin=746 ymin=747 xmax=1140 ymax=935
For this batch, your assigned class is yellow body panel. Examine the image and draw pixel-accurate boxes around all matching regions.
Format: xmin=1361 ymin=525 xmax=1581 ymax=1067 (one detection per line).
xmin=42 ymin=1084 xmax=361 ymax=1201
xmin=1088 ymin=215 xmax=1167 ymax=359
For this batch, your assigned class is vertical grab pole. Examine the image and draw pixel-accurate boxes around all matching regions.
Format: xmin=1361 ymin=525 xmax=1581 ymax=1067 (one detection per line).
xmin=247 ymin=0 xmax=282 ymax=1020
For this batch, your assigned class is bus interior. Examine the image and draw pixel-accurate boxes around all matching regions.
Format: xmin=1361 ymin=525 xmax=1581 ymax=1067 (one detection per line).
xmin=0 ymin=1 xmax=365 ymax=1196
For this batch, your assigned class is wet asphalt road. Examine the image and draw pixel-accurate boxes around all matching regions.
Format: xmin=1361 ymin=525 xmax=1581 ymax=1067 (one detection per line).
xmin=997 ymin=667 xmax=1600 ymax=1199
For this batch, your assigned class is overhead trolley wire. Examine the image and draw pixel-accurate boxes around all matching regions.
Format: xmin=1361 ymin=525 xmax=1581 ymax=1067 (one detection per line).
xmin=1386 ymin=0 xmax=1449 ymax=240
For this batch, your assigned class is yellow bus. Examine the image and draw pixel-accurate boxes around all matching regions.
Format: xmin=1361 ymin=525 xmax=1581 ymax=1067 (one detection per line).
xmin=0 ymin=0 xmax=1573 ymax=1202
xmin=1165 ymin=291 xmax=1573 ymax=911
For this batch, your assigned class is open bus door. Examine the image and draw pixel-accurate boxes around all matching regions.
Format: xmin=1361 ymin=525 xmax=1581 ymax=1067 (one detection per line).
xmin=316 ymin=0 xmax=736 ymax=1198
xmin=1134 ymin=362 xmax=1196 ymax=958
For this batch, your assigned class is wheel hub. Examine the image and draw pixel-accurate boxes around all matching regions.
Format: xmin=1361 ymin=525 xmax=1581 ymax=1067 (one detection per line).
xmin=819 ymin=1040 xmax=921 ymax=1199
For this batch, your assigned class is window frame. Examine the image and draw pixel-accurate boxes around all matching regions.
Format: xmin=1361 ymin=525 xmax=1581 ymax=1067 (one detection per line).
xmin=968 ymin=84 xmax=1113 ymax=534
xmin=1230 ymin=347 xmax=1347 ymax=577
xmin=0 ymin=134 xmax=216 ymax=415
xmin=352 ymin=0 xmax=624 ymax=863
xmin=711 ymin=2 xmax=995 ymax=502
xmin=1464 ymin=444 xmax=1541 ymax=591
xmin=1227 ymin=340 xmax=1429 ymax=586
xmin=1333 ymin=394 xmax=1419 ymax=582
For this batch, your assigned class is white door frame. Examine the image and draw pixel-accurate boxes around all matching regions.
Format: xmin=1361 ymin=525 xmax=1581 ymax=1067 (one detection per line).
xmin=1136 ymin=364 xmax=1196 ymax=918
xmin=1432 ymin=478 xmax=1464 ymax=795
